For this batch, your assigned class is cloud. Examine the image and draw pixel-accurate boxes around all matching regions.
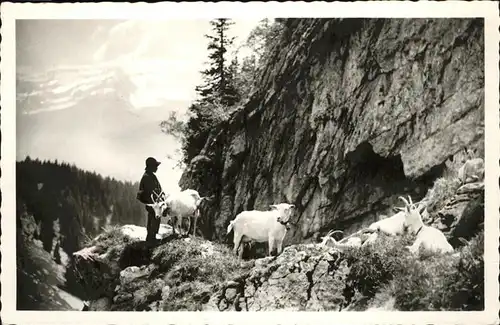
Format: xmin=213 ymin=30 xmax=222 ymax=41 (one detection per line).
xmin=17 ymin=19 xmax=263 ymax=186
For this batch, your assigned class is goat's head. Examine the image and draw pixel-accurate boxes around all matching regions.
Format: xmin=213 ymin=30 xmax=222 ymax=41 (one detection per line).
xmin=147 ymin=191 xmax=169 ymax=219
xmin=270 ymin=203 xmax=296 ymax=228
xmin=398 ymin=195 xmax=425 ymax=233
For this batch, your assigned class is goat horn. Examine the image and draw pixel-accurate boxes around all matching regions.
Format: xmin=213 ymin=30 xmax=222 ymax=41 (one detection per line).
xmin=408 ymin=195 xmax=413 ymax=206
xmin=150 ymin=194 xmax=156 ymax=203
xmin=326 ymin=229 xmax=343 ymax=237
xmin=398 ymin=196 xmax=409 ymax=206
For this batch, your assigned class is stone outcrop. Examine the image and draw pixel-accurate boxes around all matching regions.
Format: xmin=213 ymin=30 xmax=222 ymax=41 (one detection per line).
xmin=429 ymin=182 xmax=484 ymax=247
xmin=205 ymin=244 xmax=351 ymax=311
xmin=179 ymin=18 xmax=484 ymax=246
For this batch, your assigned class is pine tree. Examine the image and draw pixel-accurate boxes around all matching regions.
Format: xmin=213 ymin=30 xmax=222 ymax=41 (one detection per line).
xmin=181 ymin=18 xmax=240 ymax=163
xmin=195 ymin=18 xmax=239 ymax=107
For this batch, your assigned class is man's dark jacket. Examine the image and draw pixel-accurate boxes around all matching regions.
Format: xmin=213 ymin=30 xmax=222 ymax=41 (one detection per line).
xmin=137 ymin=171 xmax=163 ymax=204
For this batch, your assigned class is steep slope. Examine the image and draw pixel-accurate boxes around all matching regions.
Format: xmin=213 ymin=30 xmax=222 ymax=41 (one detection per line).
xmin=16 ymin=159 xmax=149 ymax=307
xmin=73 ymin=166 xmax=484 ymax=312
xmin=179 ymin=18 xmax=484 ymax=244
xmin=17 ymin=211 xmax=84 ymax=310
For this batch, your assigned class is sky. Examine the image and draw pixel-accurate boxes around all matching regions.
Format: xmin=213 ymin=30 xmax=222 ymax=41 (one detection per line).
xmin=16 ymin=19 xmax=260 ymax=192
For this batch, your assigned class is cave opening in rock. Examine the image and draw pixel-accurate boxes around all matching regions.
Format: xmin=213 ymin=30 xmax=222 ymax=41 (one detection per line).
xmin=328 ymin=141 xmax=432 ymax=235
xmin=345 ymin=141 xmax=408 ymax=188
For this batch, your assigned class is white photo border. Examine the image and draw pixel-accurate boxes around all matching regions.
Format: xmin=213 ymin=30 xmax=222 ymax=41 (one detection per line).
xmin=1 ymin=2 xmax=499 ymax=325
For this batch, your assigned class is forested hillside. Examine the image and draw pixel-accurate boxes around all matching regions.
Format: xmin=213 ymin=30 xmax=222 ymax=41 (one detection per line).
xmin=16 ymin=157 xmax=146 ymax=307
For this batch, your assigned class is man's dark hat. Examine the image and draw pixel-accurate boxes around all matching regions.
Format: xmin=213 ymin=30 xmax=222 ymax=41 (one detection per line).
xmin=145 ymin=157 xmax=161 ymax=168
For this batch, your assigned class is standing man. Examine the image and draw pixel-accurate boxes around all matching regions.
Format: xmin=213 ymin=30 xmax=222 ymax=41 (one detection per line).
xmin=137 ymin=157 xmax=164 ymax=246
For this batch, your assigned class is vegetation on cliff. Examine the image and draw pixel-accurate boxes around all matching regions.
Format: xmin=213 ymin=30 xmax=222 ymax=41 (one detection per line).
xmin=73 ymin=163 xmax=484 ymax=311
xmin=73 ymin=223 xmax=483 ymax=311
xmin=159 ymin=18 xmax=286 ymax=166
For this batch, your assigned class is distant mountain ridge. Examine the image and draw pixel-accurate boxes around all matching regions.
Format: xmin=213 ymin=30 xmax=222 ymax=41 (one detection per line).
xmin=16 ymin=63 xmax=188 ymax=187
xmin=16 ymin=63 xmax=188 ymax=116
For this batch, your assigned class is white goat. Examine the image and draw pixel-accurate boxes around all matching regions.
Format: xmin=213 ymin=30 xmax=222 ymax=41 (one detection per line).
xmin=367 ymin=199 xmax=428 ymax=236
xmin=320 ymin=229 xmax=363 ymax=249
xmin=367 ymin=212 xmax=406 ymax=236
xmin=164 ymin=189 xmax=207 ymax=237
xmin=399 ymin=196 xmax=454 ymax=255
xmin=457 ymin=158 xmax=484 ymax=185
xmin=226 ymin=203 xmax=296 ymax=258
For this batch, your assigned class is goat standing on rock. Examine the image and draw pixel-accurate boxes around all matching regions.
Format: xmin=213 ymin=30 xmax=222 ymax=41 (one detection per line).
xmin=164 ymin=189 xmax=207 ymax=237
xmin=145 ymin=189 xmax=207 ymax=238
xmin=399 ymin=196 xmax=454 ymax=255
xmin=227 ymin=203 xmax=296 ymax=259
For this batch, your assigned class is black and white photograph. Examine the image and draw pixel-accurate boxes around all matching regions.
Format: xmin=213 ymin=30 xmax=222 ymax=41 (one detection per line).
xmin=1 ymin=2 xmax=499 ymax=325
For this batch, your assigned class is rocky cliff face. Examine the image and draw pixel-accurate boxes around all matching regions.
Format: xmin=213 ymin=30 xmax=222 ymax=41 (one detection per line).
xmin=179 ymin=18 xmax=484 ymax=244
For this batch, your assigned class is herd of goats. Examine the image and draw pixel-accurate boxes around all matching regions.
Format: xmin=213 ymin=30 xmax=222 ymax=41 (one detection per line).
xmin=143 ymin=156 xmax=484 ymax=260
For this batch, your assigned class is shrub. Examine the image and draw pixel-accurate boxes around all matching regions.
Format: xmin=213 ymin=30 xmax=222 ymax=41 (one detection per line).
xmin=387 ymin=231 xmax=484 ymax=311
xmin=162 ymin=281 xmax=213 ymax=311
xmin=423 ymin=176 xmax=462 ymax=213
xmin=151 ymin=237 xmax=251 ymax=311
xmin=151 ymin=238 xmax=205 ymax=272
xmin=439 ymin=232 xmax=484 ymax=310
xmin=339 ymin=228 xmax=483 ymax=312
xmin=342 ymin=234 xmax=414 ymax=303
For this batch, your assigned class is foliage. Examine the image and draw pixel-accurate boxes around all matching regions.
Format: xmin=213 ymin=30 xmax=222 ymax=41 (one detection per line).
xmin=159 ymin=111 xmax=185 ymax=141
xmin=331 ymin=229 xmax=485 ymax=312
xmin=365 ymin=232 xmax=484 ymax=311
xmin=180 ymin=18 xmax=243 ymax=164
xmin=178 ymin=18 xmax=286 ymax=165
xmin=341 ymin=234 xmax=414 ymax=302
xmin=422 ymin=175 xmax=462 ymax=213
xmin=242 ymin=19 xmax=286 ymax=74
xmin=196 ymin=19 xmax=240 ymax=107
xmin=67 ymin=224 xmax=483 ymax=312
xmin=150 ymin=237 xmax=250 ymax=311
